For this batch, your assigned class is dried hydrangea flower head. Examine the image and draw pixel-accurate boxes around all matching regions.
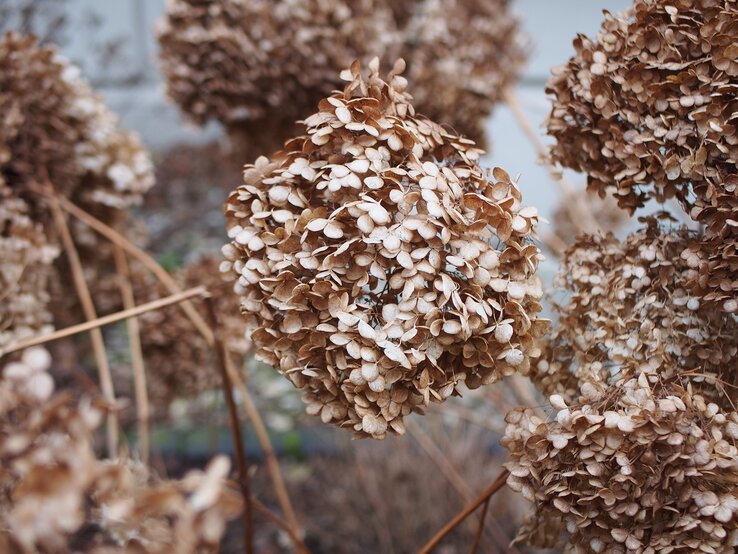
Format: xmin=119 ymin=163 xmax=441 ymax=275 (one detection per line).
xmin=0 ymin=187 xmax=59 ymax=348
xmin=0 ymin=32 xmax=154 ymax=220
xmin=503 ymin=375 xmax=738 ymax=553
xmin=222 ymin=58 xmax=546 ymax=438
xmin=531 ymin=218 xmax=738 ymax=407
xmin=402 ymin=0 xmax=528 ymax=147
xmin=0 ymin=348 xmax=241 ymax=552
xmin=157 ymin=0 xmax=401 ymax=157
xmin=0 ymin=32 xmax=155 ymax=336
xmin=546 ymin=1 xmax=738 ymax=309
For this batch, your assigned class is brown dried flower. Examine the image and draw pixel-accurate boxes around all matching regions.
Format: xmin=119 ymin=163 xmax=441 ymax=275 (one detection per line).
xmin=531 ymin=218 xmax=738 ymax=407
xmin=402 ymin=0 xmax=528 ymax=147
xmin=0 ymin=347 xmax=241 ymax=553
xmin=0 ymin=187 xmax=59 ymax=348
xmin=503 ymin=376 xmax=738 ymax=553
xmin=222 ymin=59 xmax=547 ymax=438
xmin=157 ymin=0 xmax=401 ymax=157
xmin=158 ymin=0 xmax=528 ymax=156
xmin=0 ymin=32 xmax=155 ymax=341
xmin=546 ymin=1 xmax=738 ymax=307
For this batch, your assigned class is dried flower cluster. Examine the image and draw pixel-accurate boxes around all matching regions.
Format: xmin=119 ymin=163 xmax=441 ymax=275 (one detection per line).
xmin=0 ymin=188 xmax=58 ymax=348
xmin=222 ymin=59 xmax=546 ymax=438
xmin=0 ymin=32 xmax=155 ymax=343
xmin=158 ymin=0 xmax=527 ymax=155
xmin=546 ymin=0 xmax=738 ymax=310
xmin=157 ymin=0 xmax=400 ymax=156
xmin=402 ymin=0 xmax=527 ymax=147
xmin=504 ymin=376 xmax=738 ymax=553
xmin=0 ymin=347 xmax=241 ymax=553
xmin=505 ymin=218 xmax=738 ymax=551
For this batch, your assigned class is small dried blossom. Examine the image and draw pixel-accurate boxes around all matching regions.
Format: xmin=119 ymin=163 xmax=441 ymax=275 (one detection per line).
xmin=222 ymin=59 xmax=547 ymax=438
xmin=551 ymin=190 xmax=628 ymax=246
xmin=0 ymin=187 xmax=59 ymax=348
xmin=0 ymin=348 xmax=241 ymax=553
xmin=531 ymin=218 xmax=738 ymax=408
xmin=546 ymin=1 xmax=738 ymax=307
xmin=157 ymin=0 xmax=401 ymax=156
xmin=503 ymin=376 xmax=738 ymax=553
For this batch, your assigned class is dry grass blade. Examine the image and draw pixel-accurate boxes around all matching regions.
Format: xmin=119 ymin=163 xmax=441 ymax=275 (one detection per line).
xmin=113 ymin=244 xmax=150 ymax=464
xmin=0 ymin=287 xmax=207 ymax=356
xmin=204 ymin=295 xmax=254 ymax=554
xmin=418 ymin=469 xmax=510 ymax=554
xmin=47 ymin=187 xmax=118 ymax=458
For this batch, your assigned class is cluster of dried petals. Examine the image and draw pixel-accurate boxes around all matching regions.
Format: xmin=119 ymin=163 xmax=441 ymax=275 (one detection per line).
xmin=546 ymin=1 xmax=738 ymax=307
xmin=0 ymin=187 xmax=59 ymax=348
xmin=158 ymin=0 xmax=528 ymax=156
xmin=402 ymin=0 xmax=527 ymax=147
xmin=0 ymin=32 xmax=154 ymax=219
xmin=531 ymin=218 xmax=738 ymax=407
xmin=0 ymin=32 xmax=155 ymax=340
xmin=157 ymin=0 xmax=400 ymax=157
xmin=503 ymin=375 xmax=738 ymax=553
xmin=222 ymin=59 xmax=546 ymax=438
xmin=116 ymin=256 xmax=249 ymax=415
xmin=0 ymin=347 xmax=241 ymax=552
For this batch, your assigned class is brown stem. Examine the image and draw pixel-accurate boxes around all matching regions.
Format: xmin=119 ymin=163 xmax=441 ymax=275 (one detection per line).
xmin=469 ymin=496 xmax=491 ymax=554
xmin=0 ymin=287 xmax=207 ymax=356
xmin=232 ymin=362 xmax=306 ymax=551
xmin=47 ymin=190 xmax=118 ymax=457
xmin=204 ymin=295 xmax=254 ymax=554
xmin=418 ymin=469 xmax=510 ymax=554
xmin=112 ymin=245 xmax=150 ymax=464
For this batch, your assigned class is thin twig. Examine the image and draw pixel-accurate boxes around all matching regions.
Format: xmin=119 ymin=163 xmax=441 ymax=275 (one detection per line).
xmin=469 ymin=496 xmax=492 ymax=554
xmin=0 ymin=287 xmax=207 ymax=356
xmin=47 ymin=190 xmax=118 ymax=458
xmin=55 ymin=196 xmax=214 ymax=342
xmin=204 ymin=295 xmax=254 ymax=554
xmin=502 ymin=88 xmax=601 ymax=235
xmin=251 ymin=496 xmax=306 ymax=551
xmin=407 ymin=420 xmax=514 ymax=553
xmin=233 ymin=362 xmax=306 ymax=551
xmin=418 ymin=469 xmax=510 ymax=554
xmin=112 ymin=245 xmax=150 ymax=464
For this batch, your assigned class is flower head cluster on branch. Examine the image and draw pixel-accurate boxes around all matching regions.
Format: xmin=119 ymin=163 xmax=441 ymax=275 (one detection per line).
xmin=158 ymin=0 xmax=527 ymax=155
xmin=0 ymin=33 xmax=155 ymax=344
xmin=222 ymin=59 xmax=547 ymax=438
xmin=546 ymin=0 xmax=738 ymax=311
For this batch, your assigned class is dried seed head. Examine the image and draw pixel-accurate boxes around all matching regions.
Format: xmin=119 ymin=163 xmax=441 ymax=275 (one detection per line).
xmin=0 ymin=349 xmax=241 ymax=551
xmin=546 ymin=1 xmax=738 ymax=309
xmin=402 ymin=0 xmax=528 ymax=148
xmin=157 ymin=0 xmax=402 ymax=157
xmin=531 ymin=218 xmax=738 ymax=408
xmin=503 ymin=378 xmax=738 ymax=553
xmin=223 ymin=60 xmax=547 ymax=438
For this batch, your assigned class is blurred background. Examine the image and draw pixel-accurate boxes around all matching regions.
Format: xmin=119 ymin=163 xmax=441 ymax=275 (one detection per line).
xmin=1 ymin=1 xmax=629 ymax=552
